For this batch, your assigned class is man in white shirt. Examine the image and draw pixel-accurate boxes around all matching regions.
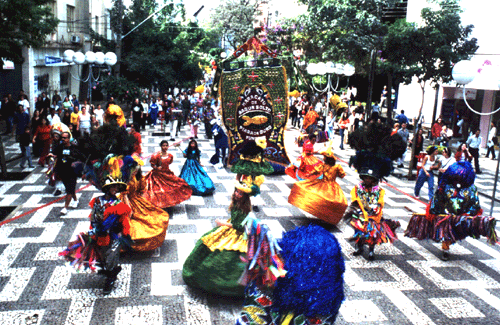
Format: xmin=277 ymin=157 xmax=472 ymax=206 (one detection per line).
xmin=18 ymin=95 xmax=30 ymax=115
xmin=466 ymin=129 xmax=483 ymax=174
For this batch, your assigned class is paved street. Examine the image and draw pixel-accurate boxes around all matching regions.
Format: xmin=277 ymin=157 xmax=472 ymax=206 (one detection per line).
xmin=0 ymin=123 xmax=499 ymax=325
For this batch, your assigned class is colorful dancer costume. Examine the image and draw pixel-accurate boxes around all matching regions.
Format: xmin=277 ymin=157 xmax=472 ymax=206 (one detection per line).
xmin=343 ymin=123 xmax=406 ymax=260
xmin=182 ymin=138 xmax=273 ymax=297
xmin=288 ymin=145 xmax=347 ymax=225
xmin=179 ymin=139 xmax=215 ymax=196
xmin=143 ymin=140 xmax=192 ymax=208
xmin=236 ymin=223 xmax=345 ymax=325
xmin=59 ymin=155 xmax=136 ymax=295
xmin=285 ymin=133 xmax=323 ymax=180
xmin=118 ymin=170 xmax=170 ymax=252
xmin=230 ymin=137 xmax=274 ymax=179
xmin=405 ymin=161 xmax=498 ymax=260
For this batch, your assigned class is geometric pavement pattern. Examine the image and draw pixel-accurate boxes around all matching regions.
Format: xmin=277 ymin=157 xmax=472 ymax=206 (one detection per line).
xmin=0 ymin=122 xmax=499 ymax=325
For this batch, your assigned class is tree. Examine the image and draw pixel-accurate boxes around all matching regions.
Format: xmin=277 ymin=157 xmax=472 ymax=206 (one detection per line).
xmin=0 ymin=0 xmax=58 ymax=63
xmin=379 ymin=0 xmax=478 ymax=178
xmin=209 ymin=0 xmax=260 ymax=49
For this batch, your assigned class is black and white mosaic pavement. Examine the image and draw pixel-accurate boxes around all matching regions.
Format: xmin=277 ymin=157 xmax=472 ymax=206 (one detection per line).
xmin=0 ymin=123 xmax=499 ymax=325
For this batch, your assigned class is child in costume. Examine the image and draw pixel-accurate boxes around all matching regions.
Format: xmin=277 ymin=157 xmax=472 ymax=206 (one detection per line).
xmin=288 ymin=144 xmax=347 ymax=225
xmin=118 ymin=166 xmax=170 ymax=252
xmin=143 ymin=140 xmax=192 ymax=208
xmin=343 ymin=123 xmax=406 ymax=260
xmin=285 ymin=133 xmax=323 ymax=180
xmin=59 ymin=156 xmax=135 ymax=295
xmin=230 ymin=136 xmax=274 ymax=181
xmin=179 ymin=139 xmax=215 ymax=196
xmin=405 ymin=161 xmax=498 ymax=261
xmin=209 ymin=118 xmax=229 ymax=169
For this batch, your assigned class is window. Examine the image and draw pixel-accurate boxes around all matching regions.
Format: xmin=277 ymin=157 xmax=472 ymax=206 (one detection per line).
xmin=67 ymin=5 xmax=75 ymax=32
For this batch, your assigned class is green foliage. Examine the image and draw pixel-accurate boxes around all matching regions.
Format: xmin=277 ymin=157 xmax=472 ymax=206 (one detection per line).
xmin=106 ymin=0 xmax=216 ymax=92
xmin=381 ymin=0 xmax=478 ymax=87
xmin=0 ymin=0 xmax=59 ymax=63
xmin=210 ymin=0 xmax=259 ymax=49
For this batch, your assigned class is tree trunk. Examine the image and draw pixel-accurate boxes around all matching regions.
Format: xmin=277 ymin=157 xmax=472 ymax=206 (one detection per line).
xmin=387 ymin=74 xmax=393 ymax=125
xmin=366 ymin=49 xmax=376 ymax=116
xmin=407 ymin=81 xmax=426 ymax=180
xmin=0 ymin=138 xmax=7 ymax=179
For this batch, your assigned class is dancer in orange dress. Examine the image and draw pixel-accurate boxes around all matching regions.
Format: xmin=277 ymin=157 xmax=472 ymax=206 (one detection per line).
xmin=288 ymin=145 xmax=347 ymax=224
xmin=285 ymin=133 xmax=323 ymax=180
xmin=143 ymin=140 xmax=192 ymax=208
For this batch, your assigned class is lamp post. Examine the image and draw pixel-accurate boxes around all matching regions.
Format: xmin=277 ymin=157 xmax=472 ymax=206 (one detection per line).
xmin=63 ymin=50 xmax=117 ymax=104
xmin=452 ymin=59 xmax=500 ymax=216
xmin=305 ymin=61 xmax=355 ymax=112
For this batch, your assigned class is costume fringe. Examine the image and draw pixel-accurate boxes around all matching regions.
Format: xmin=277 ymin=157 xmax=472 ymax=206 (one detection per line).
xmin=405 ymin=213 xmax=499 ymax=245
xmin=58 ymin=232 xmax=100 ymax=272
xmin=239 ymin=216 xmax=286 ymax=289
xmin=351 ymin=218 xmax=400 ymax=245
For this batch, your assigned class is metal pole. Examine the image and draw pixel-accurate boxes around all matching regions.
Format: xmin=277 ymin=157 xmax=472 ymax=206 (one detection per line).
xmin=115 ymin=0 xmax=123 ymax=77
xmin=490 ymin=149 xmax=500 ymax=215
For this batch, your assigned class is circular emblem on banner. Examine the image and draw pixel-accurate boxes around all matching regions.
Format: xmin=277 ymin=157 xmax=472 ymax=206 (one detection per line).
xmin=236 ymin=86 xmax=273 ymax=139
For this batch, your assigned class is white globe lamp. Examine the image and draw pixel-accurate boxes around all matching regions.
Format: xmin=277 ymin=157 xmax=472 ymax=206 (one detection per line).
xmin=307 ymin=63 xmax=318 ymax=75
xmin=452 ymin=60 xmax=477 ymax=85
xmin=104 ymin=52 xmax=117 ymax=66
xmin=343 ymin=63 xmax=355 ymax=77
xmin=63 ymin=50 xmax=75 ymax=63
xmin=94 ymin=52 xmax=105 ymax=65
xmin=325 ymin=61 xmax=335 ymax=74
xmin=335 ymin=63 xmax=344 ymax=75
xmin=85 ymin=51 xmax=96 ymax=64
xmin=316 ymin=62 xmax=326 ymax=75
xmin=73 ymin=52 xmax=86 ymax=65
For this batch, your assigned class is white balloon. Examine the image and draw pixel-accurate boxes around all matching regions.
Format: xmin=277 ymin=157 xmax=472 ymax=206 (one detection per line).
xmin=94 ymin=52 xmax=105 ymax=65
xmin=63 ymin=49 xmax=75 ymax=63
xmin=452 ymin=60 xmax=477 ymax=85
xmin=343 ymin=63 xmax=355 ymax=76
xmin=85 ymin=51 xmax=96 ymax=64
xmin=104 ymin=52 xmax=117 ymax=66
xmin=73 ymin=52 xmax=86 ymax=65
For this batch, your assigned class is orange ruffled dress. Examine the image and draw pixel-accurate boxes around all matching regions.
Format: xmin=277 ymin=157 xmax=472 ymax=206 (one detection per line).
xmin=118 ymin=176 xmax=170 ymax=251
xmin=285 ymin=140 xmax=323 ymax=180
xmin=143 ymin=152 xmax=192 ymax=208
xmin=288 ymin=164 xmax=347 ymax=224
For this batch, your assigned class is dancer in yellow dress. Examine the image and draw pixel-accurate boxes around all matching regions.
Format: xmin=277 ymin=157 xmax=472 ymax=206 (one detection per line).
xmin=118 ymin=168 xmax=170 ymax=252
xmin=288 ymin=145 xmax=347 ymax=224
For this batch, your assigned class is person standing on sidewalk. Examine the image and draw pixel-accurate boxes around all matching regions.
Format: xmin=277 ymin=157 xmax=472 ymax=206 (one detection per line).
xmin=486 ymin=121 xmax=497 ymax=160
xmin=338 ymin=111 xmax=350 ymax=150
xmin=19 ymin=126 xmax=34 ymax=169
xmin=414 ymin=146 xmax=439 ymax=201
xmin=396 ymin=122 xmax=410 ymax=167
xmin=466 ymin=129 xmax=483 ymax=174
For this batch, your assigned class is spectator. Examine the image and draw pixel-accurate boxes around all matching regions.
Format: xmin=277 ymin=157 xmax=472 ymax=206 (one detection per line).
xmin=289 ymin=100 xmax=298 ymax=128
xmin=62 ymin=97 xmax=73 ymax=111
xmin=397 ymin=122 xmax=410 ymax=167
xmin=326 ymin=110 xmax=335 ymax=139
xmin=77 ymin=106 xmax=92 ymax=137
xmin=414 ymin=146 xmax=439 ymax=201
xmin=431 ymin=117 xmax=444 ymax=144
xmin=486 ymin=121 xmax=497 ymax=160
xmin=33 ymin=117 xmax=52 ymax=167
xmin=30 ymin=110 xmax=42 ymax=157
xmin=130 ymin=98 xmax=143 ymax=127
xmin=61 ymin=109 xmax=71 ymax=127
xmin=71 ymin=94 xmax=79 ymax=110
xmin=391 ymin=123 xmax=400 ymax=136
xmin=409 ymin=128 xmax=425 ymax=168
xmin=19 ymin=126 xmax=34 ymax=169
xmin=202 ymin=103 xmax=215 ymax=140
xmin=1 ymin=95 xmax=16 ymax=136
xmin=140 ymin=99 xmax=149 ymax=130
xmin=455 ymin=142 xmax=472 ymax=162
xmin=40 ymin=92 xmax=51 ymax=113
xmin=70 ymin=106 xmax=80 ymax=127
xmin=395 ymin=109 xmax=409 ymax=125
xmin=94 ymin=104 xmax=104 ymax=128
xmin=149 ymin=98 xmax=159 ymax=126
xmin=50 ymin=131 xmax=81 ymax=215
xmin=14 ymin=104 xmax=30 ymax=142
xmin=52 ymin=90 xmax=62 ymax=109
xmin=338 ymin=112 xmax=350 ymax=150
xmin=436 ymin=147 xmax=455 ymax=181
xmin=466 ymin=129 xmax=483 ymax=174
xmin=18 ymin=94 xmax=30 ymax=115
xmin=438 ymin=125 xmax=452 ymax=146
xmin=47 ymin=108 xmax=61 ymax=126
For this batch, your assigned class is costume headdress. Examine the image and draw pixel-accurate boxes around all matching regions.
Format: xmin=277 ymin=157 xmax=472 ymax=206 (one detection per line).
xmin=104 ymin=104 xmax=126 ymax=127
xmin=348 ymin=122 xmax=406 ymax=180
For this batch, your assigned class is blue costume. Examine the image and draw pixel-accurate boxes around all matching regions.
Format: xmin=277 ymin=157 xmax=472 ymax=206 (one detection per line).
xmin=210 ymin=122 xmax=229 ymax=167
xmin=180 ymin=147 xmax=215 ymax=196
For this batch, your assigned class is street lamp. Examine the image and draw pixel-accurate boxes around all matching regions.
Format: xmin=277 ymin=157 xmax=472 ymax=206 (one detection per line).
xmin=63 ymin=50 xmax=117 ymax=104
xmin=452 ymin=59 xmax=500 ymax=215
xmin=305 ymin=61 xmax=355 ymax=93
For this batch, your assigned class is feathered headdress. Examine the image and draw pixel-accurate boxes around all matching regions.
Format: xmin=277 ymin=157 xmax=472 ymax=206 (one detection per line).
xmin=348 ymin=122 xmax=406 ymax=180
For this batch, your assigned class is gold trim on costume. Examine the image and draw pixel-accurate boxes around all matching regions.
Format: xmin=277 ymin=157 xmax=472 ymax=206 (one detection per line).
xmin=201 ymin=226 xmax=248 ymax=253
